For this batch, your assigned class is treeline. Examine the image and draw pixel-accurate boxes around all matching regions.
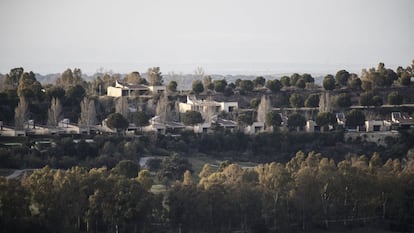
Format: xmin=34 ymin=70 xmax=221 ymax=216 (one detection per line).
xmin=0 ymin=165 xmax=162 ymax=233
xmin=1 ymin=129 xmax=413 ymax=170
xmin=2 ymin=152 xmax=414 ymax=233
xmin=169 ymin=151 xmax=414 ymax=233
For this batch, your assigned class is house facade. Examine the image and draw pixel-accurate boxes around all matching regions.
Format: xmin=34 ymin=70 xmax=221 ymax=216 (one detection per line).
xmin=107 ymin=80 xmax=166 ymax=97
xmin=178 ymin=95 xmax=238 ymax=113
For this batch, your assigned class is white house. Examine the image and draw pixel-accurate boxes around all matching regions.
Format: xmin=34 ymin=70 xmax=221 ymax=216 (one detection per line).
xmin=244 ymin=122 xmax=265 ymax=135
xmin=107 ymin=80 xmax=166 ymax=97
xmin=142 ymin=116 xmax=185 ymax=134
xmin=306 ymin=120 xmax=317 ymax=133
xmin=193 ymin=122 xmax=211 ymax=134
xmin=58 ymin=119 xmax=89 ymax=134
xmin=365 ymin=120 xmax=388 ymax=132
xmin=178 ymin=95 xmax=238 ymax=114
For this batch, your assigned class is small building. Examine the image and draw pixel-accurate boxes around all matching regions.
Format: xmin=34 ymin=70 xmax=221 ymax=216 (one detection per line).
xmin=107 ymin=80 xmax=150 ymax=97
xmin=306 ymin=120 xmax=318 ymax=133
xmin=194 ymin=122 xmax=211 ymax=134
xmin=25 ymin=120 xmax=50 ymax=135
xmin=107 ymin=80 xmax=165 ymax=97
xmin=148 ymin=85 xmax=166 ymax=94
xmin=391 ymin=112 xmax=414 ymax=128
xmin=365 ymin=120 xmax=388 ymax=132
xmin=58 ymin=119 xmax=88 ymax=134
xmin=143 ymin=116 xmax=185 ymax=134
xmin=213 ymin=118 xmax=238 ymax=132
xmin=244 ymin=122 xmax=265 ymax=135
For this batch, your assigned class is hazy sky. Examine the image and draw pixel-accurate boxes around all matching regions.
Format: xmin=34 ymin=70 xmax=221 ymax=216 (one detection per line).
xmin=0 ymin=0 xmax=413 ymax=75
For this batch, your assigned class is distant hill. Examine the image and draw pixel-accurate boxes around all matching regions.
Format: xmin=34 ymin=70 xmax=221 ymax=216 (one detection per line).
xmin=34 ymin=73 xmax=60 ymax=84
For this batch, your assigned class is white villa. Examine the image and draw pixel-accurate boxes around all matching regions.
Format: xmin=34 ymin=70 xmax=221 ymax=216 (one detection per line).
xmin=107 ymin=80 xmax=166 ymax=97
xmin=178 ymin=95 xmax=238 ymax=114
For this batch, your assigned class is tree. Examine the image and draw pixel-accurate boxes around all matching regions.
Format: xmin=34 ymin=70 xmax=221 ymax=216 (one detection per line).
xmin=266 ymin=111 xmax=282 ymax=128
xmin=335 ymin=70 xmax=350 ymax=87
xmin=302 ymin=73 xmax=314 ymax=83
xmin=124 ymin=71 xmax=147 ymax=84
xmin=111 ymin=160 xmax=140 ymax=178
xmin=137 ymin=170 xmax=154 ymax=190
xmin=253 ymin=76 xmax=266 ymax=87
xmin=156 ymin=93 xmax=173 ymax=122
xmin=147 ymin=67 xmax=163 ymax=85
xmin=168 ymin=80 xmax=178 ymax=92
xmin=48 ymin=97 xmax=62 ymax=126
xmin=316 ymin=112 xmax=336 ymax=130
xmin=304 ymin=94 xmax=320 ymax=108
xmin=257 ymin=95 xmax=272 ymax=123
xmin=345 ymin=109 xmax=365 ymax=128
xmin=214 ymin=79 xmax=227 ymax=93
xmin=237 ymin=112 xmax=254 ymax=126
xmin=266 ymin=79 xmax=282 ymax=93
xmin=158 ymin=155 xmax=193 ymax=184
xmin=290 ymin=73 xmax=301 ymax=86
xmin=0 ymin=177 xmax=31 ymax=232
xmin=183 ymin=111 xmax=203 ymax=126
xmin=387 ymin=91 xmax=403 ymax=105
xmin=295 ymin=78 xmax=306 ymax=89
xmin=239 ymin=80 xmax=254 ymax=92
xmin=399 ymin=71 xmax=411 ymax=86
xmin=203 ymin=75 xmax=214 ymax=90
xmin=280 ymin=76 xmax=290 ymax=87
xmin=46 ymin=86 xmax=65 ymax=99
xmin=290 ymin=93 xmax=304 ymax=108
xmin=78 ymin=97 xmax=97 ymax=128
xmin=250 ymin=98 xmax=260 ymax=108
xmin=115 ymin=97 xmax=129 ymax=118
xmin=66 ymin=84 xmax=86 ymax=105
xmin=132 ymin=111 xmax=150 ymax=127
xmin=372 ymin=95 xmax=383 ymax=106
xmin=335 ymin=93 xmax=352 ymax=108
xmin=17 ymin=71 xmax=43 ymax=99
xmin=287 ymin=113 xmax=306 ymax=131
xmin=383 ymin=69 xmax=398 ymax=87
xmin=359 ymin=91 xmax=374 ymax=106
xmin=323 ymin=74 xmax=335 ymax=90
xmin=349 ymin=77 xmax=362 ymax=90
xmin=106 ymin=113 xmax=129 ymax=132
xmin=182 ymin=170 xmax=194 ymax=186
xmin=56 ymin=68 xmax=85 ymax=88
xmin=194 ymin=67 xmax=205 ymax=80
xmin=361 ymin=80 xmax=372 ymax=91
xmin=4 ymin=67 xmax=23 ymax=89
xmin=358 ymin=92 xmax=382 ymax=106
xmin=14 ymin=97 xmax=29 ymax=129
xmin=192 ymin=80 xmax=204 ymax=94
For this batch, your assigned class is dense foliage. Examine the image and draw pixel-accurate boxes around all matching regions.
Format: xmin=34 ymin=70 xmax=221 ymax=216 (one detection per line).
xmin=168 ymin=151 xmax=414 ymax=233
xmin=2 ymin=152 xmax=414 ymax=233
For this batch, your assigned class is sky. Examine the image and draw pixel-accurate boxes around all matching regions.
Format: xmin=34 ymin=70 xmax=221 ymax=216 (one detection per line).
xmin=0 ymin=0 xmax=413 ymax=75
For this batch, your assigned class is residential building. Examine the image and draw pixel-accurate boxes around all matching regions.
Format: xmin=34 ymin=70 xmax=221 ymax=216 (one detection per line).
xmin=107 ymin=80 xmax=166 ymax=97
xmin=178 ymin=95 xmax=238 ymax=113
